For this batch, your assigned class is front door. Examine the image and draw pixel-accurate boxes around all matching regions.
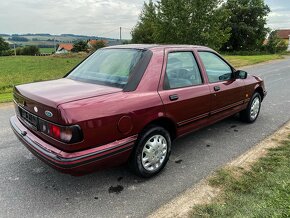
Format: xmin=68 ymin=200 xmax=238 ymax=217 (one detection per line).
xmin=197 ymin=51 xmax=245 ymax=121
xmin=158 ymin=49 xmax=211 ymax=135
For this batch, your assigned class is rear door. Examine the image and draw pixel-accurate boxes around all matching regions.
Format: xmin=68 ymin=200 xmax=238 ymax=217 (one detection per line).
xmin=197 ymin=51 xmax=245 ymax=121
xmin=158 ymin=48 xmax=211 ymax=134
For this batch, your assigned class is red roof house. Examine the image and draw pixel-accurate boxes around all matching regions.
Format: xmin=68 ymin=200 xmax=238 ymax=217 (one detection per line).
xmin=56 ymin=43 xmax=73 ymax=54
xmin=276 ymin=29 xmax=290 ymax=39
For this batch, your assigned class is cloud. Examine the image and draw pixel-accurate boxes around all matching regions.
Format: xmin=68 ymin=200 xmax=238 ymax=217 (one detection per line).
xmin=0 ymin=0 xmax=144 ymax=38
xmin=0 ymin=0 xmax=289 ymax=39
xmin=265 ymin=0 xmax=290 ymax=30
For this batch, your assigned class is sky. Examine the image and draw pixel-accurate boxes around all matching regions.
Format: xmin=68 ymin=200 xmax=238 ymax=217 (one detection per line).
xmin=0 ymin=0 xmax=289 ymax=39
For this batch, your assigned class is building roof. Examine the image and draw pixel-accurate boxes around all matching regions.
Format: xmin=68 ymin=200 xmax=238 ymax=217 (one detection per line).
xmin=58 ymin=43 xmax=73 ymax=51
xmin=276 ymin=29 xmax=290 ymax=39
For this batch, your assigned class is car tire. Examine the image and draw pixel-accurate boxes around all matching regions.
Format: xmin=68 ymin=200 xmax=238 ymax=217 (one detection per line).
xmin=129 ymin=125 xmax=171 ymax=178
xmin=240 ymin=92 xmax=262 ymax=123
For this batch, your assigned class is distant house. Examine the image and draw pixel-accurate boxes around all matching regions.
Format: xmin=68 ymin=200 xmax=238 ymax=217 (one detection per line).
xmin=87 ymin=39 xmax=108 ymax=50
xmin=56 ymin=43 xmax=73 ymax=54
xmin=276 ymin=29 xmax=290 ymax=51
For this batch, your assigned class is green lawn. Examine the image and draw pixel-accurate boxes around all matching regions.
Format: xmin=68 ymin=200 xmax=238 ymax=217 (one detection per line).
xmin=0 ymin=54 xmax=284 ymax=103
xmin=223 ymin=54 xmax=283 ymax=68
xmin=192 ymin=136 xmax=290 ymax=217
xmin=0 ymin=55 xmax=84 ymax=103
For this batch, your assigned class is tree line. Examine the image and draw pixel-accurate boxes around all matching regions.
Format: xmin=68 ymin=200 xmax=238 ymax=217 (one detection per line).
xmin=131 ymin=0 xmax=288 ymax=53
xmin=0 ymin=38 xmax=41 ymax=56
xmin=0 ymin=38 xmax=106 ymax=56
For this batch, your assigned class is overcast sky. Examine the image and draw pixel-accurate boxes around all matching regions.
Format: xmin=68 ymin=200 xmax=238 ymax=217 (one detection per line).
xmin=0 ymin=0 xmax=289 ymax=39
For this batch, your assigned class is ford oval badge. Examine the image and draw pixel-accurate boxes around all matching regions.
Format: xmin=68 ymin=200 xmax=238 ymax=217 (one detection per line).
xmin=45 ymin=110 xmax=53 ymax=117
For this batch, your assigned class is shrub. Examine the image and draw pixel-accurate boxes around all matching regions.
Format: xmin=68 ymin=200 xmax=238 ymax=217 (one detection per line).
xmin=72 ymin=40 xmax=88 ymax=52
xmin=16 ymin=46 xmax=40 ymax=55
xmin=265 ymin=31 xmax=288 ymax=54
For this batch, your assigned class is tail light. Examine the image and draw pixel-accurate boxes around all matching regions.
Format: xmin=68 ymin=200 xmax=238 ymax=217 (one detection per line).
xmin=38 ymin=119 xmax=82 ymax=144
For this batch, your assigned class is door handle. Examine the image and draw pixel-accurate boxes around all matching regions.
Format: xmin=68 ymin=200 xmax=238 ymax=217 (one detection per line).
xmin=214 ymin=86 xmax=221 ymax=91
xmin=169 ymin=94 xmax=179 ymax=101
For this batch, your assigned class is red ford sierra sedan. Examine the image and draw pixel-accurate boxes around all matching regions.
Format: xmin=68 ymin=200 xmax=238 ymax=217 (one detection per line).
xmin=10 ymin=44 xmax=267 ymax=177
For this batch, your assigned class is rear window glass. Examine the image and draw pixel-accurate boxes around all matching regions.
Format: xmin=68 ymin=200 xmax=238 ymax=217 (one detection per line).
xmin=67 ymin=49 xmax=144 ymax=88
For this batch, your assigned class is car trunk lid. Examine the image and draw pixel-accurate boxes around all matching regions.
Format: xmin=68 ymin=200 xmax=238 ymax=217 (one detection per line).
xmin=14 ymin=78 xmax=122 ymax=124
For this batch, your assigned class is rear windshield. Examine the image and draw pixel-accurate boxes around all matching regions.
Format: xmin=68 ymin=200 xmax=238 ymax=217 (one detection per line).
xmin=67 ymin=49 xmax=144 ymax=88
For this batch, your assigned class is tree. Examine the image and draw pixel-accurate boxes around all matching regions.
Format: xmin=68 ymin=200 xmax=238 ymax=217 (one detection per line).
xmin=72 ymin=40 xmax=88 ymax=52
xmin=8 ymin=36 xmax=29 ymax=42
xmin=131 ymin=0 xmax=231 ymax=50
xmin=91 ymin=40 xmax=106 ymax=51
xmin=0 ymin=37 xmax=9 ymax=52
xmin=265 ymin=31 xmax=288 ymax=54
xmin=131 ymin=0 xmax=157 ymax=43
xmin=156 ymin=0 xmax=231 ymax=50
xmin=222 ymin=0 xmax=270 ymax=51
xmin=16 ymin=46 xmax=40 ymax=55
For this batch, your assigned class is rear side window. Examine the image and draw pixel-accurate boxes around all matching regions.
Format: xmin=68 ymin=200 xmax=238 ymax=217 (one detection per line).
xmin=164 ymin=52 xmax=202 ymax=89
xmin=198 ymin=52 xmax=233 ymax=83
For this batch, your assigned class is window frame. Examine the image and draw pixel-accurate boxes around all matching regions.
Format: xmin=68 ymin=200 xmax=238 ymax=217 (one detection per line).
xmin=197 ymin=50 xmax=235 ymax=84
xmin=163 ymin=50 xmax=204 ymax=90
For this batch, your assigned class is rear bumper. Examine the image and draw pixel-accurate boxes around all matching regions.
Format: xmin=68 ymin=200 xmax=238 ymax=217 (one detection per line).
xmin=10 ymin=116 xmax=136 ymax=175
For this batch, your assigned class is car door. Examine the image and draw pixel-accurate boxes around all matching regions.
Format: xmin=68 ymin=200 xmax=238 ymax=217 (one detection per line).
xmin=197 ymin=51 xmax=245 ymax=121
xmin=158 ymin=48 xmax=211 ymax=135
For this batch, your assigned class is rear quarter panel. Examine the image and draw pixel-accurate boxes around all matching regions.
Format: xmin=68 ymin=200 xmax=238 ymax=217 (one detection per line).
xmin=59 ymin=92 xmax=165 ymax=152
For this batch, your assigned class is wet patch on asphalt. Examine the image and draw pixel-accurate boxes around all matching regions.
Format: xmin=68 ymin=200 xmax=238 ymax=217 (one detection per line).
xmin=108 ymin=185 xmax=124 ymax=194
xmin=175 ymin=159 xmax=183 ymax=164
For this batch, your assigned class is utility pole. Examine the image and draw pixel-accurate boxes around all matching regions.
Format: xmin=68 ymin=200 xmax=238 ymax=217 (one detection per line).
xmin=14 ymin=43 xmax=16 ymax=56
xmin=120 ymin=27 xmax=122 ymax=43
xmin=54 ymin=37 xmax=56 ymax=53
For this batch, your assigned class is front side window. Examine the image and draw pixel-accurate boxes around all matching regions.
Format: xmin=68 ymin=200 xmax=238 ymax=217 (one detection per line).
xmin=198 ymin=52 xmax=233 ymax=83
xmin=164 ymin=52 xmax=202 ymax=89
xmin=67 ymin=49 xmax=144 ymax=88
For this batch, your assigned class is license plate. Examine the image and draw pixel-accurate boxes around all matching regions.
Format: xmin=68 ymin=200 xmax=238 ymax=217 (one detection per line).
xmin=19 ymin=107 xmax=38 ymax=129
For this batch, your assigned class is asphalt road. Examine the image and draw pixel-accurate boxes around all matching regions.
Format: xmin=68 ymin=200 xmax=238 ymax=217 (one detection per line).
xmin=1 ymin=57 xmax=290 ymax=218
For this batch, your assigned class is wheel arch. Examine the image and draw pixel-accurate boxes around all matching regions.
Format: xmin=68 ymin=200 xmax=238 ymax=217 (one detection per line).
xmin=254 ymin=86 xmax=264 ymax=101
xmin=140 ymin=117 xmax=177 ymax=141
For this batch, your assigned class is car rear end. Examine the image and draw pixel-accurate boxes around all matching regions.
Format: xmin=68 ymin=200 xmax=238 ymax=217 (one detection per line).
xmin=11 ymin=85 xmax=135 ymax=175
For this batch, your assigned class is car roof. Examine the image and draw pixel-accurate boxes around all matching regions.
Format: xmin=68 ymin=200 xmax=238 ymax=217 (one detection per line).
xmin=105 ymin=44 xmax=211 ymax=50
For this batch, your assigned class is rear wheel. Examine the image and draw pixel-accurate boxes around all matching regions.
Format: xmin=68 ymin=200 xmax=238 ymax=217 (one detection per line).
xmin=240 ymin=92 xmax=261 ymax=123
xmin=129 ymin=125 xmax=171 ymax=178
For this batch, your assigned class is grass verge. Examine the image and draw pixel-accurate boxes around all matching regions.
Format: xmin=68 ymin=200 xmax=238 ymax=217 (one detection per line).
xmin=223 ymin=54 xmax=283 ymax=68
xmin=192 ymin=135 xmax=290 ymax=217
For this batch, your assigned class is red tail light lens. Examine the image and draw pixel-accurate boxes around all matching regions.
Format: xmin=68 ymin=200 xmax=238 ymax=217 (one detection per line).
xmin=38 ymin=119 xmax=82 ymax=143
xmin=50 ymin=125 xmax=61 ymax=139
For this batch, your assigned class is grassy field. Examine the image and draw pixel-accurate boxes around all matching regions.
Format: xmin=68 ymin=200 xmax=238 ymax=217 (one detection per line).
xmin=39 ymin=47 xmax=55 ymax=54
xmin=0 ymin=55 xmax=84 ymax=103
xmin=192 ymin=136 xmax=290 ymax=217
xmin=0 ymin=54 xmax=283 ymax=103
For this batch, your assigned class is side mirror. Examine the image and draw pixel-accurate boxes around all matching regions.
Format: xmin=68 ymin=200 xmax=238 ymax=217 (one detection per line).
xmin=234 ymin=70 xmax=248 ymax=79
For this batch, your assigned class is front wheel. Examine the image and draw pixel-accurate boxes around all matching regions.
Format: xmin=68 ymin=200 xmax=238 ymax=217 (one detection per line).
xmin=240 ymin=92 xmax=262 ymax=123
xmin=129 ymin=126 xmax=171 ymax=178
